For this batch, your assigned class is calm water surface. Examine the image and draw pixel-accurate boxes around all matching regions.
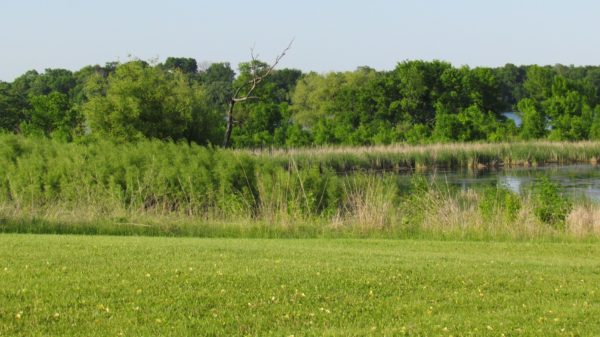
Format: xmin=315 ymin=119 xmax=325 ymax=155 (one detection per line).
xmin=401 ymin=164 xmax=600 ymax=201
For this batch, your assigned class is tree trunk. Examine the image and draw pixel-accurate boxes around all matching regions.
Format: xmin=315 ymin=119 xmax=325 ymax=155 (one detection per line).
xmin=223 ymin=100 xmax=236 ymax=148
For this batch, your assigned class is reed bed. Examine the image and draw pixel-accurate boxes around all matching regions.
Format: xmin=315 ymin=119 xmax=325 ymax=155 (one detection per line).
xmin=250 ymin=141 xmax=600 ymax=172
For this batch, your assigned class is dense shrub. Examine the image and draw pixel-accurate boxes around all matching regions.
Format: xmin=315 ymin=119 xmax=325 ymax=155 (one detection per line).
xmin=531 ymin=176 xmax=572 ymax=227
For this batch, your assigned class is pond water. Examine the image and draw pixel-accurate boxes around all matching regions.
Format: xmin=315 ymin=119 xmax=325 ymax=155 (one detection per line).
xmin=400 ymin=164 xmax=600 ymax=201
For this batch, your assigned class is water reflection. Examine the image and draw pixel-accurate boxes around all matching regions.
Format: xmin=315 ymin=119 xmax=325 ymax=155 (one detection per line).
xmin=403 ymin=164 xmax=600 ymax=202
xmin=498 ymin=176 xmax=522 ymax=194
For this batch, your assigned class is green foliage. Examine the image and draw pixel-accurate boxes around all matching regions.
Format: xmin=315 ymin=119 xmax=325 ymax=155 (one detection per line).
xmin=284 ymin=124 xmax=312 ymax=147
xmin=228 ymin=62 xmax=303 ymax=148
xmin=6 ymin=59 xmax=600 ymax=146
xmin=494 ymin=63 xmax=527 ymax=109
xmin=291 ymin=72 xmax=343 ymax=129
xmin=523 ymin=65 xmax=555 ymax=103
xmin=213 ymin=151 xmax=259 ymax=214
xmin=402 ymin=123 xmax=430 ymax=144
xmin=531 ymin=176 xmax=572 ymax=228
xmin=589 ymin=106 xmax=600 ymax=140
xmin=517 ymin=98 xmax=546 ymax=140
xmin=432 ymin=109 xmax=461 ymax=142
xmin=199 ymin=62 xmax=235 ymax=108
xmin=163 ymin=57 xmax=198 ymax=74
xmin=0 ymin=82 xmax=23 ymax=132
xmin=543 ymin=78 xmax=593 ymax=140
xmin=479 ymin=186 xmax=521 ymax=222
xmin=390 ymin=60 xmax=451 ymax=125
xmin=432 ymin=104 xmax=502 ymax=142
xmin=22 ymin=92 xmax=81 ymax=141
xmin=83 ymin=61 xmax=220 ymax=144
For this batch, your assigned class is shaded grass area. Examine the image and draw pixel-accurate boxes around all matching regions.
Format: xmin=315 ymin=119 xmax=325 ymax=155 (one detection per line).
xmin=0 ymin=215 xmax=598 ymax=243
xmin=1 ymin=234 xmax=600 ymax=336
xmin=0 ymin=217 xmax=346 ymax=239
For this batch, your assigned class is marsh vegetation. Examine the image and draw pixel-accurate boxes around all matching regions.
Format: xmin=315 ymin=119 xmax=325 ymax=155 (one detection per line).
xmin=2 ymin=134 xmax=599 ymax=239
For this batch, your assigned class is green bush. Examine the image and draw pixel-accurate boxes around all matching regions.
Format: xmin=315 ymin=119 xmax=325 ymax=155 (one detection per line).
xmin=531 ymin=176 xmax=571 ymax=228
xmin=479 ymin=186 xmax=521 ymax=222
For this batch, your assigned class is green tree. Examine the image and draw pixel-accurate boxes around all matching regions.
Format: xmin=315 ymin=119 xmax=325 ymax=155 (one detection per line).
xmin=223 ymin=42 xmax=292 ymax=148
xmin=517 ymin=98 xmax=546 ymax=140
xmin=432 ymin=104 xmax=461 ymax=142
xmin=230 ymin=67 xmax=302 ymax=147
xmin=198 ymin=63 xmax=235 ymax=116
xmin=389 ymin=60 xmax=452 ymax=126
xmin=291 ymin=72 xmax=345 ymax=130
xmin=0 ymin=82 xmax=23 ymax=132
xmin=494 ymin=63 xmax=527 ymax=110
xmin=589 ymin=106 xmax=600 ymax=140
xmin=543 ymin=77 xmax=592 ymax=140
xmin=163 ymin=57 xmax=198 ymax=75
xmin=523 ymin=65 xmax=555 ymax=103
xmin=29 ymin=68 xmax=77 ymax=96
xmin=83 ymin=61 xmax=219 ymax=144
xmin=22 ymin=92 xmax=80 ymax=141
xmin=283 ymin=123 xmax=312 ymax=147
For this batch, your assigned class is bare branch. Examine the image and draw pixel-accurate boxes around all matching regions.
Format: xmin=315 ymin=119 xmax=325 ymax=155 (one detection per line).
xmin=233 ymin=96 xmax=259 ymax=103
xmin=234 ymin=39 xmax=295 ymax=101
xmin=223 ymin=39 xmax=294 ymax=148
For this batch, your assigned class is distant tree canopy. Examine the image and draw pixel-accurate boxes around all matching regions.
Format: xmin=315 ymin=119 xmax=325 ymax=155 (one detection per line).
xmin=4 ymin=58 xmax=600 ymax=146
xmin=163 ymin=57 xmax=198 ymax=75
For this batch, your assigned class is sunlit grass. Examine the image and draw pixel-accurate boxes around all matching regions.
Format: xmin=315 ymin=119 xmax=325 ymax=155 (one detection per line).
xmin=1 ymin=234 xmax=600 ymax=336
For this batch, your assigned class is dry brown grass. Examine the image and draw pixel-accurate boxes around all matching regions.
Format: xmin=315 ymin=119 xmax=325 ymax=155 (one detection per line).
xmin=567 ymin=205 xmax=600 ymax=237
xmin=341 ymin=176 xmax=397 ymax=230
xmin=248 ymin=140 xmax=600 ymax=159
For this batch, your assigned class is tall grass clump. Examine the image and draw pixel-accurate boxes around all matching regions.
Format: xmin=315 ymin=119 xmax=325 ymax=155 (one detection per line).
xmin=479 ymin=186 xmax=521 ymax=223
xmin=567 ymin=203 xmax=600 ymax=237
xmin=254 ymin=163 xmax=341 ymax=224
xmin=402 ymin=176 xmax=483 ymax=237
xmin=339 ymin=174 xmax=398 ymax=232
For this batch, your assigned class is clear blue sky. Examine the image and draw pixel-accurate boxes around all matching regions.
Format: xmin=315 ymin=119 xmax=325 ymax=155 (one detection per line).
xmin=1 ymin=0 xmax=599 ymax=81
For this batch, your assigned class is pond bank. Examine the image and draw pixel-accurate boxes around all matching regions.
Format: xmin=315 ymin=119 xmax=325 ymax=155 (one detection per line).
xmin=253 ymin=141 xmax=600 ymax=172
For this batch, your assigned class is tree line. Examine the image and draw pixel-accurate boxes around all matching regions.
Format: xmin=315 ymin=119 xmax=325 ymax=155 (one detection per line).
xmin=3 ymin=58 xmax=600 ymax=147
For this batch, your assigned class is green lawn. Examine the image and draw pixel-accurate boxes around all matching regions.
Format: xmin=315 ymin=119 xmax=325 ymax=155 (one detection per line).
xmin=1 ymin=235 xmax=600 ymax=336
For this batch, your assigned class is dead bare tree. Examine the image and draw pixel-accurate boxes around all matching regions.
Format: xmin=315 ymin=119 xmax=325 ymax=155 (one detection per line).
xmin=222 ymin=40 xmax=293 ymax=148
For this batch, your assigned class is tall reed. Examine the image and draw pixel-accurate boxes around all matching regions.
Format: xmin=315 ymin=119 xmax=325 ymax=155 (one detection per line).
xmin=253 ymin=141 xmax=600 ymax=172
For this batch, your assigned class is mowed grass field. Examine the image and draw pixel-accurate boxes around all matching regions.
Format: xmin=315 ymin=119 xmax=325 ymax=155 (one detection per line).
xmin=1 ymin=235 xmax=600 ymax=336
